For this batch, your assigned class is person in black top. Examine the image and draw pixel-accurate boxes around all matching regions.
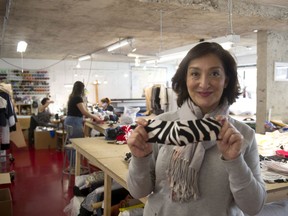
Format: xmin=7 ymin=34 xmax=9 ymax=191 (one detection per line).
xmin=64 ymin=81 xmax=102 ymax=138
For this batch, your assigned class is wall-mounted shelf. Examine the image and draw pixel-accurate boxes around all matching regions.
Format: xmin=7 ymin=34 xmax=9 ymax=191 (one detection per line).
xmin=15 ymin=104 xmax=33 ymax=115
xmin=0 ymin=69 xmax=50 ymax=102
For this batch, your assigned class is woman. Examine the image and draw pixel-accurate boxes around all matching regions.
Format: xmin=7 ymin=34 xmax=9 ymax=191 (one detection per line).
xmin=100 ymin=97 xmax=114 ymax=112
xmin=65 ymin=81 xmax=102 ymax=138
xmin=37 ymin=97 xmax=54 ymax=126
xmin=127 ymin=42 xmax=266 ymax=215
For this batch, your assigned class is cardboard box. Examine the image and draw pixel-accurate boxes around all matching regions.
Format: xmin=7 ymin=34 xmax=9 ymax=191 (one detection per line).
xmin=34 ymin=128 xmax=57 ymax=149
xmin=0 ymin=188 xmax=12 ymax=216
xmin=0 ymin=173 xmax=11 ymax=185
xmin=17 ymin=116 xmax=31 ymax=130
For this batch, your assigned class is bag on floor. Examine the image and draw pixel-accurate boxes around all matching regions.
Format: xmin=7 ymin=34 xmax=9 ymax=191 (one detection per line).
xmin=79 ymin=187 xmax=130 ymax=216
xmin=74 ymin=171 xmax=105 ymax=197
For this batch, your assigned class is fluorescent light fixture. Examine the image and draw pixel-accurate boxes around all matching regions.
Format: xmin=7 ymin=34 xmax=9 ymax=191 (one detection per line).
xmin=210 ymin=34 xmax=240 ymax=50
xmin=220 ymin=41 xmax=233 ymax=50
xmin=145 ymin=59 xmax=158 ymax=65
xmin=146 ymin=51 xmax=186 ymax=64
xmin=17 ymin=41 xmax=28 ymax=52
xmin=64 ymin=84 xmax=73 ymax=88
xmin=135 ymin=57 xmax=140 ymax=66
xmin=107 ymin=38 xmax=133 ymax=52
xmin=127 ymin=53 xmax=156 ymax=58
xmin=78 ymin=55 xmax=91 ymax=61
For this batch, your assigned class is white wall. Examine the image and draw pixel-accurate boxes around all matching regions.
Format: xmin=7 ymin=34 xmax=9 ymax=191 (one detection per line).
xmin=0 ymin=53 xmax=258 ymax=115
xmin=0 ymin=58 xmax=176 ymax=112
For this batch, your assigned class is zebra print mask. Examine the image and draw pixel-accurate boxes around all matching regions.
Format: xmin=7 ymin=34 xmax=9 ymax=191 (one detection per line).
xmin=145 ymin=117 xmax=222 ymax=146
xmin=144 ymin=117 xmax=223 ymax=202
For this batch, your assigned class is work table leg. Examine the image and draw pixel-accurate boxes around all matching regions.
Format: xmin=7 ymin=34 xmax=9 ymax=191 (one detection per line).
xmin=103 ymin=173 xmax=112 ymax=216
xmin=75 ymin=150 xmax=81 ymax=176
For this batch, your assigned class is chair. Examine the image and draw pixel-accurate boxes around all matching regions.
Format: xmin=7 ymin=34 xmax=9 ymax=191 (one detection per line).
xmin=28 ymin=114 xmax=58 ymax=147
xmin=62 ymin=125 xmax=90 ymax=186
xmin=28 ymin=115 xmax=39 ymax=146
xmin=55 ymin=119 xmax=66 ymax=151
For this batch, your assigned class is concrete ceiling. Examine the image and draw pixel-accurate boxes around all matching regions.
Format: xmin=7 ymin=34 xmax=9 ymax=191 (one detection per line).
xmin=0 ymin=0 xmax=287 ymax=64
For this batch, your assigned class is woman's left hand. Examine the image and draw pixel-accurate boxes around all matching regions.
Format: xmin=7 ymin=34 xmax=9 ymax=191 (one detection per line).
xmin=216 ymin=116 xmax=243 ymax=160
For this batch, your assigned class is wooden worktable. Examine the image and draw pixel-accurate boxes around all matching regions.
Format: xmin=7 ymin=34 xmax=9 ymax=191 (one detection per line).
xmin=84 ymin=119 xmax=114 ymax=136
xmin=72 ymin=137 xmax=130 ymax=216
xmin=71 ymin=137 xmax=288 ymax=216
xmin=84 ymin=114 xmax=156 ymax=136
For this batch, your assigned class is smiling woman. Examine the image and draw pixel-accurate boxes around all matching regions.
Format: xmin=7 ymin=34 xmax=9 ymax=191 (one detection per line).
xmin=126 ymin=42 xmax=266 ymax=216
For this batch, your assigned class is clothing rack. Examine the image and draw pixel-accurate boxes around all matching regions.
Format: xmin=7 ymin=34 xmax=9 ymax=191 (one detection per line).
xmin=0 ymin=83 xmax=17 ymax=181
xmin=144 ymin=83 xmax=168 ymax=115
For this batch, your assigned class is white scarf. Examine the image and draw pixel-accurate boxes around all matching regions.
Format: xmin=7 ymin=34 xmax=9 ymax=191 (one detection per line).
xmin=167 ymin=99 xmax=229 ymax=202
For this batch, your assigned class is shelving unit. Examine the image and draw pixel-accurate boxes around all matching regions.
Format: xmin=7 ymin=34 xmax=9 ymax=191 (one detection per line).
xmin=0 ymin=69 xmax=50 ymax=115
xmin=15 ymin=104 xmax=33 ymax=115
xmin=0 ymin=69 xmax=49 ymax=96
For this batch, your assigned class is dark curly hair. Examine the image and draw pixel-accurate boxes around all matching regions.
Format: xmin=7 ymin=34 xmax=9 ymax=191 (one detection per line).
xmin=41 ymin=97 xmax=50 ymax=105
xmin=172 ymin=42 xmax=241 ymax=107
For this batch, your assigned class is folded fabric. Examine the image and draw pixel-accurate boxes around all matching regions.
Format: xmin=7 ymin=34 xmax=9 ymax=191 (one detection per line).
xmin=145 ymin=117 xmax=221 ymax=146
xmin=261 ymin=160 xmax=288 ymax=176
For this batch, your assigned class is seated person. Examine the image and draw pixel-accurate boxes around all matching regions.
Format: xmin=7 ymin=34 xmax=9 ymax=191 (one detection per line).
xmin=96 ymin=98 xmax=119 ymax=122
xmin=37 ymin=97 xmax=55 ymax=127
xmin=100 ymin=97 xmax=114 ymax=112
xmin=28 ymin=97 xmax=56 ymax=146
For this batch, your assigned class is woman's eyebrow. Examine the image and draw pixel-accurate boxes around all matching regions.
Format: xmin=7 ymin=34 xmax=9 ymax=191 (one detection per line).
xmin=188 ymin=66 xmax=223 ymax=70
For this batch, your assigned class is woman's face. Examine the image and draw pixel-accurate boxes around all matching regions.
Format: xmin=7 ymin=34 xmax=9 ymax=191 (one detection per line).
xmin=186 ymin=54 xmax=228 ymax=114
xmin=101 ymin=102 xmax=107 ymax=108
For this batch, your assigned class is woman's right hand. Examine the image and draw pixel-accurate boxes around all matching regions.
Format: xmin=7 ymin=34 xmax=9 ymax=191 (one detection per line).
xmin=127 ymin=118 xmax=152 ymax=157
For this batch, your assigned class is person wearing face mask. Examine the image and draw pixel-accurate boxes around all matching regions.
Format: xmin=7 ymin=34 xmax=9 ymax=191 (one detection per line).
xmin=100 ymin=97 xmax=114 ymax=112
xmin=126 ymin=42 xmax=266 ymax=216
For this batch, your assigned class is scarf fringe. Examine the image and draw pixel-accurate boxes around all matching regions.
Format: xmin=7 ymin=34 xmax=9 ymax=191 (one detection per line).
xmin=166 ymin=99 xmax=229 ymax=203
xmin=168 ymin=147 xmax=200 ymax=202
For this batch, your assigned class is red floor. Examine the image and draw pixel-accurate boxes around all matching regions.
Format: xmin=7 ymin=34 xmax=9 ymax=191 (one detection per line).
xmin=3 ymin=144 xmax=74 ymax=216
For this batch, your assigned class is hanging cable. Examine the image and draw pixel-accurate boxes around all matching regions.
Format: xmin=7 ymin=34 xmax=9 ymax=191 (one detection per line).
xmin=21 ymin=52 xmax=24 ymax=72
xmin=0 ymin=54 xmax=71 ymax=71
xmin=86 ymin=57 xmax=93 ymax=87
